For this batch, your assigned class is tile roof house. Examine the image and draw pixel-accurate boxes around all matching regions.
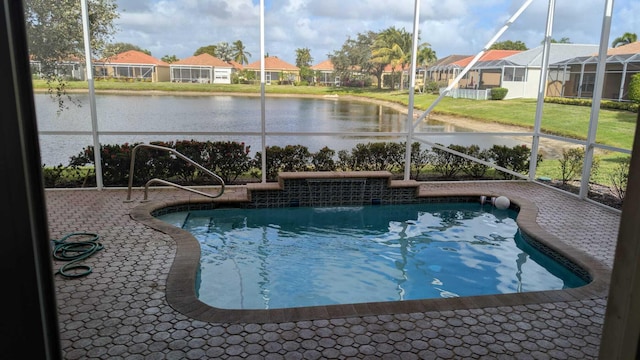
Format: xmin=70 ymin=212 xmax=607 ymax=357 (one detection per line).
xmin=245 ymin=56 xmax=300 ymax=84
xmin=310 ymin=59 xmax=336 ymax=85
xmin=94 ymin=50 xmax=170 ymax=82
xmin=550 ymin=41 xmax=640 ymax=101
xmin=170 ymin=53 xmax=233 ymax=84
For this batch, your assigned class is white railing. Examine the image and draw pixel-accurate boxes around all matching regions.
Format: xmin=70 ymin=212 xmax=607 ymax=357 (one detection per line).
xmin=440 ymin=88 xmax=492 ymax=100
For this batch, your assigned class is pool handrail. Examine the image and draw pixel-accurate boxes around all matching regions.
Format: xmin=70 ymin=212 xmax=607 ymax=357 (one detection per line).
xmin=125 ymin=143 xmax=225 ymax=202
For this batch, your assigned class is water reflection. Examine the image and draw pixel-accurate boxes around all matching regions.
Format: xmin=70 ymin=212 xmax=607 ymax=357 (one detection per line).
xmin=35 ymin=94 xmax=521 ymax=165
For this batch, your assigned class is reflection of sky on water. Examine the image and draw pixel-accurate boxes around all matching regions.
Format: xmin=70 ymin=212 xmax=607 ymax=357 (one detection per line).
xmin=35 ymin=94 xmax=521 ymax=165
xmin=157 ymin=203 xmax=585 ymax=310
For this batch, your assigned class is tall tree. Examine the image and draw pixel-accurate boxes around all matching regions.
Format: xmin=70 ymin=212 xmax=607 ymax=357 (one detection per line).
xmin=194 ymin=45 xmax=217 ymax=57
xmin=104 ymin=43 xmax=151 ymax=58
xmin=330 ymin=31 xmax=381 ymax=88
xmin=490 ymin=40 xmax=528 ymax=50
xmin=295 ymin=47 xmax=313 ymax=68
xmin=232 ymin=40 xmax=251 ymax=64
xmin=216 ymin=42 xmax=233 ymax=61
xmin=371 ymin=26 xmax=413 ymax=89
xmin=24 ymin=0 xmax=119 ymax=108
xmin=612 ymin=32 xmax=638 ymax=48
xmin=416 ymin=43 xmax=437 ymax=67
xmin=295 ymin=48 xmax=314 ymax=84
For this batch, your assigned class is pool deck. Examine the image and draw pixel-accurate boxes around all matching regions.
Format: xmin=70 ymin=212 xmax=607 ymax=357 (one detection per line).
xmin=47 ymin=180 xmax=619 ymax=359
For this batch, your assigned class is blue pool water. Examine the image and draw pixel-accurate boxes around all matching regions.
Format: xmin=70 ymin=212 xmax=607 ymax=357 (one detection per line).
xmin=157 ymin=203 xmax=587 ymax=310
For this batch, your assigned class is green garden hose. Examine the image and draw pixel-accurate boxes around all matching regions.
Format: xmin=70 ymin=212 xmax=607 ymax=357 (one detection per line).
xmin=52 ymin=232 xmax=103 ymax=278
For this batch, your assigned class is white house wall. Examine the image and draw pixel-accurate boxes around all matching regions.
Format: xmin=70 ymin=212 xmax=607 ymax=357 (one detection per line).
xmin=503 ymin=68 xmax=541 ymax=99
xmin=213 ymin=68 xmax=232 ymax=84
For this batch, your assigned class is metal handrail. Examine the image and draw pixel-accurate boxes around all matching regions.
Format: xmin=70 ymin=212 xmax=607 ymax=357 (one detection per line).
xmin=125 ymin=143 xmax=225 ymax=202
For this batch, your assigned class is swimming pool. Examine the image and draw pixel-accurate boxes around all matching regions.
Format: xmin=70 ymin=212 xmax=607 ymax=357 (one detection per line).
xmin=156 ymin=202 xmax=587 ymax=310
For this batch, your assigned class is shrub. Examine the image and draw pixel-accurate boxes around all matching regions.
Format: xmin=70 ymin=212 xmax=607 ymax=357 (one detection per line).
xmin=545 ymin=96 xmax=639 ymax=112
xmin=489 ymin=144 xmax=542 ymax=179
xmin=609 ymin=156 xmax=630 ymax=204
xmin=429 ymin=144 xmax=467 ymax=178
xmin=559 ymin=147 xmax=584 ymax=185
xmin=490 ymin=87 xmax=508 ymax=100
xmin=347 ymin=142 xmax=404 ymax=171
xmin=254 ymin=145 xmax=311 ymax=180
xmin=629 ymin=73 xmax=640 ymax=104
xmin=408 ymin=142 xmax=430 ymax=179
xmin=203 ymin=141 xmax=252 ymax=183
xmin=311 ymin=146 xmax=336 ymax=171
xmin=460 ymin=145 xmax=490 ymax=178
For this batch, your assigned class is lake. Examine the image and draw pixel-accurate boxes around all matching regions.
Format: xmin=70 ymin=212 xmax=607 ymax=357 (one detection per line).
xmin=34 ymin=93 xmax=521 ymax=166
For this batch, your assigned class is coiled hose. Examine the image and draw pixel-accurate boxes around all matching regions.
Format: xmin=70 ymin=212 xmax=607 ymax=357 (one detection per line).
xmin=52 ymin=232 xmax=103 ymax=278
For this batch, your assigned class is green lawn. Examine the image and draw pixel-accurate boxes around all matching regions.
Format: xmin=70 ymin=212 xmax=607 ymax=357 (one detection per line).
xmin=34 ymin=80 xmax=637 ymax=185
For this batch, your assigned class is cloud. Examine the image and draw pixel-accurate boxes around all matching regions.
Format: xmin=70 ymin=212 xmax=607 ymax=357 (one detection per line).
xmin=113 ymin=0 xmax=636 ymax=64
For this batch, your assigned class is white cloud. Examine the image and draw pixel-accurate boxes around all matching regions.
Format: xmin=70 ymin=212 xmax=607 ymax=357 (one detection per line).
xmin=113 ymin=0 xmax=637 ymax=64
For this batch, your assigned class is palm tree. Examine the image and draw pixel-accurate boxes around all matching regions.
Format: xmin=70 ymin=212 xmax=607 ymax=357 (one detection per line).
xmin=232 ymin=40 xmax=251 ymax=65
xmin=295 ymin=47 xmax=313 ymax=68
xmin=416 ymin=43 xmax=437 ymax=67
xmin=612 ymin=32 xmax=637 ymax=48
xmin=371 ymin=27 xmax=413 ymax=90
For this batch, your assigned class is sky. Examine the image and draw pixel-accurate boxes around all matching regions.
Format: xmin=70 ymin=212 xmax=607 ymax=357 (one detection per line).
xmin=113 ymin=0 xmax=639 ymax=65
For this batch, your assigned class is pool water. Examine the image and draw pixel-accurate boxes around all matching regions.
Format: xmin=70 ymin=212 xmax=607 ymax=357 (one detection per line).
xmin=157 ymin=203 xmax=587 ymax=310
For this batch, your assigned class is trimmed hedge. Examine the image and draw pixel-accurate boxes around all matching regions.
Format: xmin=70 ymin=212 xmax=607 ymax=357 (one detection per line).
xmin=490 ymin=87 xmax=508 ymax=100
xmin=545 ymin=96 xmax=639 ymax=113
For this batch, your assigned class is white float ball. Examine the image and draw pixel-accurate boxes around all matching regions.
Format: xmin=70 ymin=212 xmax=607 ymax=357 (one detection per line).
xmin=494 ymin=196 xmax=510 ymax=210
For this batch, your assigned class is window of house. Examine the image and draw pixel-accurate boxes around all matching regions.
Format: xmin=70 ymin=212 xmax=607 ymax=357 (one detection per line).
xmin=504 ymin=67 xmax=526 ymax=82
xmin=577 ymin=73 xmax=595 ymax=93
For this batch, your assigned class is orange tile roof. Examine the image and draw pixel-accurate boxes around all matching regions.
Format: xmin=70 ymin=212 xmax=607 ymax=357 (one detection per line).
xmin=245 ymin=56 xmax=299 ymax=71
xmin=453 ymin=50 xmax=522 ymax=67
xmin=382 ymin=63 xmax=406 ymax=72
xmin=311 ymin=59 xmax=334 ymax=71
xmin=606 ymin=41 xmax=640 ymax=55
xmin=172 ymin=53 xmax=231 ymax=67
xmin=103 ymin=50 xmax=169 ymax=66
xmin=227 ymin=60 xmax=244 ymax=70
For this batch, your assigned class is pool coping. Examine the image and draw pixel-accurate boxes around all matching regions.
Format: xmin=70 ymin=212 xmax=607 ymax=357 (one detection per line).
xmin=130 ymin=184 xmax=611 ymax=324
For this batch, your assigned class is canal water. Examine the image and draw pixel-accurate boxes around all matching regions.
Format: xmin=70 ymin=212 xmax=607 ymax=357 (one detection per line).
xmin=34 ymin=93 xmax=521 ymax=166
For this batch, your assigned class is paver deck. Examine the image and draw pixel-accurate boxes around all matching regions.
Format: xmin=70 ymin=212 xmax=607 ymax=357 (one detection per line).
xmin=47 ymin=181 xmax=619 ymax=359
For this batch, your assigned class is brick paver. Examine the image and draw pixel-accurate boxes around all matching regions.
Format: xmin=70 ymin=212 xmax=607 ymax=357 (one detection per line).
xmin=47 ymin=181 xmax=618 ymax=359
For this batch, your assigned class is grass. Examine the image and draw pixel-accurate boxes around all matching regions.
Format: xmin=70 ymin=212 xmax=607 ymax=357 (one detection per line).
xmin=34 ymin=80 xmax=637 ymax=187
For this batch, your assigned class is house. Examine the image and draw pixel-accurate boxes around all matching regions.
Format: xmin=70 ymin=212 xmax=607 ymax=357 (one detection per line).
xmin=494 ymin=43 xmax=599 ymax=99
xmin=244 ymin=56 xmax=300 ymax=84
xmin=310 ymin=59 xmax=336 ymax=85
xmin=170 ymin=53 xmax=233 ymax=84
xmin=94 ymin=50 xmax=170 ymax=82
xmin=30 ymin=55 xmax=87 ymax=81
xmin=425 ymin=54 xmax=471 ymax=85
xmin=450 ymin=50 xmax=523 ymax=90
xmin=550 ymin=41 xmax=640 ymax=101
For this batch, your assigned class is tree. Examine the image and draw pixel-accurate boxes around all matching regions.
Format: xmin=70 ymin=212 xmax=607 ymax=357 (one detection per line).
xmin=295 ymin=48 xmax=314 ymax=84
xmin=612 ymin=32 xmax=637 ymax=48
xmin=104 ymin=43 xmax=151 ymax=58
xmin=490 ymin=40 xmax=528 ymax=50
xmin=544 ymin=37 xmax=572 ymax=44
xmin=215 ymin=42 xmax=233 ymax=62
xmin=371 ymin=26 xmax=413 ymax=90
xmin=25 ymin=0 xmax=119 ymax=107
xmin=295 ymin=47 xmax=313 ymax=68
xmin=161 ymin=55 xmax=179 ymax=63
xmin=194 ymin=45 xmax=217 ymax=57
xmin=628 ymin=73 xmax=640 ymax=103
xmin=330 ymin=31 xmax=381 ymax=88
xmin=416 ymin=43 xmax=437 ymax=67
xmin=232 ymin=40 xmax=251 ymax=64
